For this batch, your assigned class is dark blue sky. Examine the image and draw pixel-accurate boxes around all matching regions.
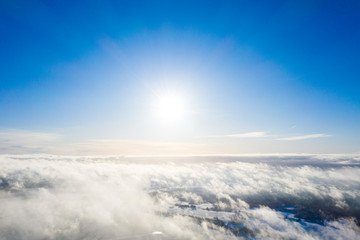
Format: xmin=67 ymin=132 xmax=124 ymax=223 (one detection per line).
xmin=0 ymin=0 xmax=359 ymax=154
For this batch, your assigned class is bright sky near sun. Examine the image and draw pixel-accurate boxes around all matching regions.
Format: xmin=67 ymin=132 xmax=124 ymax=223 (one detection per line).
xmin=0 ymin=0 xmax=359 ymax=155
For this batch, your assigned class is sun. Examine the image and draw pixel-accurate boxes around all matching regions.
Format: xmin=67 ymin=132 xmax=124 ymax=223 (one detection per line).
xmin=154 ymin=92 xmax=187 ymax=124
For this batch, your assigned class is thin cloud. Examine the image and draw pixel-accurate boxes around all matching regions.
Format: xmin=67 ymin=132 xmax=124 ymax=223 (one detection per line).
xmin=0 ymin=129 xmax=63 ymax=153
xmin=0 ymin=129 xmax=62 ymax=143
xmin=66 ymin=139 xmax=207 ymax=155
xmin=0 ymin=128 xmax=207 ymax=155
xmin=277 ymin=134 xmax=331 ymax=141
xmin=226 ymin=131 xmax=269 ymax=138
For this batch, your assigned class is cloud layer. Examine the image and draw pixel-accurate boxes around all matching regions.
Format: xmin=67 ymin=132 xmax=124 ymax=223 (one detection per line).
xmin=0 ymin=155 xmax=359 ymax=239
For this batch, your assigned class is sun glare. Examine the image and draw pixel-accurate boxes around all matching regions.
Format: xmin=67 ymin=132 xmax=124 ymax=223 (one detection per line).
xmin=154 ymin=93 xmax=187 ymax=124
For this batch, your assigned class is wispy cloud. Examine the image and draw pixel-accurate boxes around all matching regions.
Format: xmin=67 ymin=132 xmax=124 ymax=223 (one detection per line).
xmin=277 ymin=134 xmax=331 ymax=141
xmin=0 ymin=128 xmax=207 ymax=155
xmin=0 ymin=129 xmax=62 ymax=153
xmin=226 ymin=131 xmax=269 ymax=138
xmin=0 ymin=129 xmax=62 ymax=143
xmin=66 ymin=139 xmax=207 ymax=155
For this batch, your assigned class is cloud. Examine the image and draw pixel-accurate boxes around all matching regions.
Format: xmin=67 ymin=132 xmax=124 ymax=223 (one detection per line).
xmin=0 ymin=129 xmax=62 ymax=153
xmin=226 ymin=131 xmax=269 ymax=138
xmin=0 ymin=128 xmax=207 ymax=155
xmin=58 ymin=139 xmax=207 ymax=155
xmin=0 ymin=129 xmax=62 ymax=143
xmin=0 ymin=154 xmax=359 ymax=239
xmin=277 ymin=134 xmax=331 ymax=141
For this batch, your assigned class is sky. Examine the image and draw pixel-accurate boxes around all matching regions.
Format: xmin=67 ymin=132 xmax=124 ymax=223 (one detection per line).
xmin=0 ymin=0 xmax=359 ymax=155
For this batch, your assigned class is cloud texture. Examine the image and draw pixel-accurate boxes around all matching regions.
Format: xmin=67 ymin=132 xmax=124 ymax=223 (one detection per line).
xmin=0 ymin=154 xmax=359 ymax=239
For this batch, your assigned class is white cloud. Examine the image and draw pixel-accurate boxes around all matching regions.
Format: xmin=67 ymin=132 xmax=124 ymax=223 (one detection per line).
xmin=0 ymin=154 xmax=359 ymax=239
xmin=277 ymin=134 xmax=331 ymax=141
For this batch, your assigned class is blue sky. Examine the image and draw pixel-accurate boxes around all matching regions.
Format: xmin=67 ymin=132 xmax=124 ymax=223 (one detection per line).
xmin=0 ymin=0 xmax=359 ymax=154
